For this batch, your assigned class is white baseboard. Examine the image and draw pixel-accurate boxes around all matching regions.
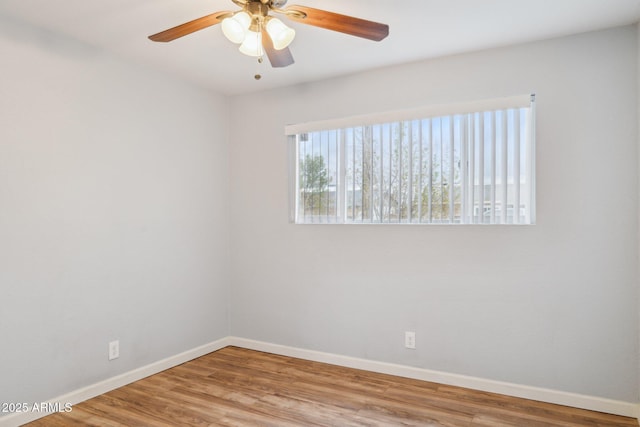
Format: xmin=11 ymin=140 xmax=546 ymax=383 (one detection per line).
xmin=228 ymin=337 xmax=640 ymax=420
xmin=2 ymin=336 xmax=637 ymax=426
xmin=0 ymin=337 xmax=231 ymax=427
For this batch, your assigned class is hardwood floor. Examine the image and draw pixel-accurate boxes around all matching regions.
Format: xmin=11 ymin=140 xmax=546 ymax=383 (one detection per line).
xmin=27 ymin=346 xmax=637 ymax=426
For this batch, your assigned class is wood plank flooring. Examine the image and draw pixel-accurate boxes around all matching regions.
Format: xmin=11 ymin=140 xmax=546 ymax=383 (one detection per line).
xmin=27 ymin=346 xmax=637 ymax=426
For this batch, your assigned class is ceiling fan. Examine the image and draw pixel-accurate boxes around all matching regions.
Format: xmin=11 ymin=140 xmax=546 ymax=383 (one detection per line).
xmin=148 ymin=0 xmax=389 ymax=70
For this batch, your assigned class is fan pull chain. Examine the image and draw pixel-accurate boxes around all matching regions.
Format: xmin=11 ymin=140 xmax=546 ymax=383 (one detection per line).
xmin=255 ymin=19 xmax=264 ymax=80
xmin=255 ymin=57 xmax=263 ymax=80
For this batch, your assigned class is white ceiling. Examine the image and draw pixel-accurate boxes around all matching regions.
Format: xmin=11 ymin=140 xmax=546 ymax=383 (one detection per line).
xmin=1 ymin=0 xmax=639 ymax=95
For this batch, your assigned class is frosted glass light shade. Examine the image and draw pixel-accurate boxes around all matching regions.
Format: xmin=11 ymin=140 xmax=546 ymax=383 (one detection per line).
xmin=266 ymin=18 xmax=295 ymax=50
xmin=222 ymin=11 xmax=251 ymax=44
xmin=239 ymin=30 xmax=263 ymax=57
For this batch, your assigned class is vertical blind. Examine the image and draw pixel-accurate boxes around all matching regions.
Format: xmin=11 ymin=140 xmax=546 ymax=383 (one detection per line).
xmin=287 ymin=95 xmax=535 ymax=225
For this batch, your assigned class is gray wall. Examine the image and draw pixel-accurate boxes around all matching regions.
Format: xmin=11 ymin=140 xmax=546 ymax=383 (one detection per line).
xmin=0 ymin=17 xmax=230 ymax=407
xmin=229 ymin=25 xmax=639 ymax=402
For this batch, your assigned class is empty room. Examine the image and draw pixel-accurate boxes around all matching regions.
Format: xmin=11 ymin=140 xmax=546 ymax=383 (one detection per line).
xmin=1 ymin=0 xmax=639 ymax=426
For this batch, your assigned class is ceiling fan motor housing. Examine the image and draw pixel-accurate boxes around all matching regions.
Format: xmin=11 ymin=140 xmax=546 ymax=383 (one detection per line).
xmin=247 ymin=1 xmax=270 ymax=18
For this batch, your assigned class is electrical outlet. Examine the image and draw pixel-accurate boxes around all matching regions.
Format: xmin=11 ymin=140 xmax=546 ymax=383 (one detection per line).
xmin=108 ymin=340 xmax=119 ymax=361
xmin=405 ymin=331 xmax=416 ymax=349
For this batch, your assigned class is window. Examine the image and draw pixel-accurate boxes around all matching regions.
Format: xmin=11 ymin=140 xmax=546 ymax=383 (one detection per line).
xmin=287 ymin=94 xmax=535 ymax=225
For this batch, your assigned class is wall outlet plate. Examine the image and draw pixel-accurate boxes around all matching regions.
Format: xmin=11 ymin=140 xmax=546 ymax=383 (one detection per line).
xmin=405 ymin=331 xmax=416 ymax=349
xmin=108 ymin=340 xmax=120 ymax=360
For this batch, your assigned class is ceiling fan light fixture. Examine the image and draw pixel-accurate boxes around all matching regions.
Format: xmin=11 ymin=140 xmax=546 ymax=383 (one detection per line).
xmin=266 ymin=18 xmax=295 ymax=50
xmin=221 ymin=11 xmax=251 ymax=44
xmin=149 ymin=1 xmax=389 ymax=70
xmin=239 ymin=30 xmax=263 ymax=57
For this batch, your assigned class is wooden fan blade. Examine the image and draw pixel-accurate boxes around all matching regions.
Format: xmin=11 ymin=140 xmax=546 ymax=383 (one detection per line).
xmin=262 ymin=29 xmax=295 ymax=68
xmin=283 ymin=5 xmax=389 ymax=41
xmin=149 ymin=11 xmax=230 ymax=42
